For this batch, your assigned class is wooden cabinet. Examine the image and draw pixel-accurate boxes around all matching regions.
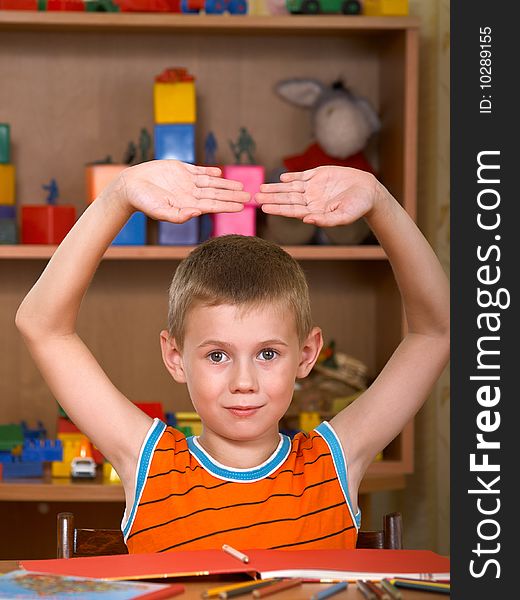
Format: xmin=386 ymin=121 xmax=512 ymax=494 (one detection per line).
xmin=0 ymin=12 xmax=418 ymax=500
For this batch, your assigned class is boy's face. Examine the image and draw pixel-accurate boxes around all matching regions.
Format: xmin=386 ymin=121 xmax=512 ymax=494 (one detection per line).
xmin=161 ymin=302 xmax=322 ymax=445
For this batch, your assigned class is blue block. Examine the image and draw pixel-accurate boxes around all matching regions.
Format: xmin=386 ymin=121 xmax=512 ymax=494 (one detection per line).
xmin=158 ymin=219 xmax=199 ymax=245
xmin=2 ymin=460 xmax=43 ymax=479
xmin=22 ymin=439 xmax=63 ymax=462
xmin=0 ymin=219 xmax=16 ymax=244
xmin=0 ymin=451 xmax=13 ymax=463
xmin=21 ymin=420 xmax=46 ymax=440
xmin=199 ymin=213 xmax=213 ymax=242
xmin=154 ymin=124 xmax=195 ymax=163
xmin=112 ymin=212 xmax=146 ymax=246
xmin=0 ymin=206 xmax=15 ymax=219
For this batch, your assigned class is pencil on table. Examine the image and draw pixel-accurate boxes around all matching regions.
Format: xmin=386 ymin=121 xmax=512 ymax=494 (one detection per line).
xmin=202 ymin=579 xmax=273 ymax=598
xmin=380 ymin=579 xmax=402 ymax=600
xmin=364 ymin=580 xmax=390 ymax=600
xmin=252 ymin=578 xmax=303 ymax=598
xmin=218 ymin=580 xmax=276 ymax=599
xmin=356 ymin=580 xmax=378 ymax=600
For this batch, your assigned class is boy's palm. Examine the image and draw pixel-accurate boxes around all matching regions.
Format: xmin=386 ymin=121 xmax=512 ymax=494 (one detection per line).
xmin=255 ymin=166 xmax=378 ymax=227
xmin=118 ymin=160 xmax=250 ymax=223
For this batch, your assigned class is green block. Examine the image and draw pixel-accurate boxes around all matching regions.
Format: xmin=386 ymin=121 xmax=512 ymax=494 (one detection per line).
xmin=0 ymin=424 xmax=24 ymax=451
xmin=0 ymin=219 xmax=17 ymax=244
xmin=0 ymin=124 xmax=9 ymax=164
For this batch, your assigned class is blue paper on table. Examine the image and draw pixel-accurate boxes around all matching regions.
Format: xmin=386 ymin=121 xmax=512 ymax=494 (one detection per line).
xmin=0 ymin=570 xmax=181 ymax=599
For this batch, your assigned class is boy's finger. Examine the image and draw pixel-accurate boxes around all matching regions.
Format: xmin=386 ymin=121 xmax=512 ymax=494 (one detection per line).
xmin=195 ymin=174 xmax=244 ymax=191
xmin=303 ymin=212 xmax=349 ymax=227
xmin=280 ymin=169 xmax=316 ymax=182
xmin=195 ymin=199 xmax=246 ymax=213
xmin=258 ymin=181 xmax=305 ymax=194
xmin=260 ymin=203 xmax=309 ymax=219
xmin=255 ymin=191 xmax=306 ymax=205
xmin=194 ymin=187 xmax=250 ymax=203
xmin=188 ymin=164 xmax=222 ymax=177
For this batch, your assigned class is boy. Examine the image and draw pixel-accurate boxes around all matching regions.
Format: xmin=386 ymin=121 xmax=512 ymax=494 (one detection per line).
xmin=16 ymin=160 xmax=449 ymax=552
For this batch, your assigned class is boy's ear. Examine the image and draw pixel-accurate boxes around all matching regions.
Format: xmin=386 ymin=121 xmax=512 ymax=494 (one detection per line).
xmin=160 ymin=330 xmax=186 ymax=384
xmin=296 ymin=326 xmax=323 ymax=379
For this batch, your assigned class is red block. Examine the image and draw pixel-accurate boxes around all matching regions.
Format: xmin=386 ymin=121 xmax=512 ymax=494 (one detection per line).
xmin=46 ymin=0 xmax=85 ymax=9
xmin=57 ymin=417 xmax=80 ymax=434
xmin=0 ymin=0 xmax=38 ymax=8
xmin=134 ymin=402 xmax=165 ymax=422
xmin=22 ymin=206 xmax=76 ymax=245
xmin=118 ymin=0 xmax=180 ymax=11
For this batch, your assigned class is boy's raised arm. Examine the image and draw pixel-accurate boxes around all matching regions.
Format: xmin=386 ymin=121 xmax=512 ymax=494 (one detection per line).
xmin=255 ymin=166 xmax=450 ymax=491
xmin=15 ymin=160 xmax=249 ymax=483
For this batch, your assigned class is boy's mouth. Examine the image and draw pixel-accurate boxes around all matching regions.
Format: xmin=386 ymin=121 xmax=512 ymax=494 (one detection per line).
xmin=225 ymin=405 xmax=263 ymax=418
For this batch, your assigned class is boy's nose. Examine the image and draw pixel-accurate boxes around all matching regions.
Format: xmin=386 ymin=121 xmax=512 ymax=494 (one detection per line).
xmin=229 ymin=359 xmax=258 ymax=394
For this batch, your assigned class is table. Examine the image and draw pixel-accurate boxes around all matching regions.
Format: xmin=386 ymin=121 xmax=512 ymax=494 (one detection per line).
xmin=0 ymin=561 xmax=448 ymax=599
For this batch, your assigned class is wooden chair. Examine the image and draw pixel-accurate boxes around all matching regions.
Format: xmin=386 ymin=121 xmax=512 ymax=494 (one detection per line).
xmin=57 ymin=511 xmax=403 ymax=558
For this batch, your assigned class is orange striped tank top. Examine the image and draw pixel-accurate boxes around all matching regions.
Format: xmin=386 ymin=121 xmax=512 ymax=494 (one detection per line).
xmin=123 ymin=419 xmax=360 ymax=553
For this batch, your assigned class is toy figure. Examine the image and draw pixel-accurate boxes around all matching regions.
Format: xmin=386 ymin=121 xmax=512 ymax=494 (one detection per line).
xmin=229 ymin=127 xmax=256 ymax=165
xmin=139 ymin=128 xmax=152 ymax=162
xmin=123 ymin=141 xmax=137 ymax=165
xmin=42 ymin=178 xmax=59 ymax=205
xmin=204 ymin=131 xmax=218 ymax=165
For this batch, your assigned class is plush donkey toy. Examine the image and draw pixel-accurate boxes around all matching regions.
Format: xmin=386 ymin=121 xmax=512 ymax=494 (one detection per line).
xmin=262 ymin=78 xmax=380 ymax=245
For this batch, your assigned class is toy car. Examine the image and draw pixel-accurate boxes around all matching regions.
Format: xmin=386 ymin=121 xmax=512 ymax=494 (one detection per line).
xmin=71 ymin=456 xmax=97 ymax=479
xmin=286 ymin=0 xmax=361 ymax=13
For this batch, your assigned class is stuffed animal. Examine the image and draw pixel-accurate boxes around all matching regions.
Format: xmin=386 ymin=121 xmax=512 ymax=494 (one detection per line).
xmin=261 ymin=77 xmax=380 ymax=245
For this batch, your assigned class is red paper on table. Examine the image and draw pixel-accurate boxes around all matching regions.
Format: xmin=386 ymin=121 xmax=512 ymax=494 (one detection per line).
xmin=20 ymin=549 xmax=450 ymax=583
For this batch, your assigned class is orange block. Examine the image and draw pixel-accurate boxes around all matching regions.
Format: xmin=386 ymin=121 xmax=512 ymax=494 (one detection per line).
xmin=85 ymin=164 xmax=127 ymax=204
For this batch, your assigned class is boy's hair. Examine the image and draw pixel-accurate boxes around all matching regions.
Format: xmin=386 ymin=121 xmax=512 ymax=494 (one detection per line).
xmin=168 ymin=235 xmax=312 ymax=349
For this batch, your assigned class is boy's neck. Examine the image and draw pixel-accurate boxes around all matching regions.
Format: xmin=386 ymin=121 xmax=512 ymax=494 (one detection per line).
xmin=196 ymin=428 xmax=282 ymax=469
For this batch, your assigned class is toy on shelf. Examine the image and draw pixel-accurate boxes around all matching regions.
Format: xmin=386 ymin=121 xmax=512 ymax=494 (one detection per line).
xmin=285 ymin=0 xmax=361 ymax=14
xmin=228 ymin=127 xmax=256 ymax=165
xmin=204 ymin=131 xmax=218 ymax=166
xmin=21 ymin=177 xmax=76 ymax=245
xmin=153 ymin=67 xmax=200 ymax=245
xmin=0 ymin=422 xmax=63 ymax=480
xmin=180 ymin=0 xmax=247 ymax=14
xmin=262 ymin=77 xmax=380 ymax=246
xmin=0 ymin=123 xmax=17 ymax=244
xmin=363 ymin=0 xmax=408 ymax=16
xmin=116 ymin=0 xmax=180 ymax=11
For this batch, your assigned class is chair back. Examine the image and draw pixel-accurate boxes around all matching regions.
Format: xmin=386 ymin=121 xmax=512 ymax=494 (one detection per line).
xmin=57 ymin=510 xmax=403 ymax=557
xmin=355 ymin=512 xmax=403 ymax=549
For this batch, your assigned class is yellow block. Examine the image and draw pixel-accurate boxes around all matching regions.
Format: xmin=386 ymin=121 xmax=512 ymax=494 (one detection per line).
xmin=52 ymin=432 xmax=89 ymax=478
xmin=103 ymin=462 xmax=121 ymax=483
xmin=299 ymin=411 xmax=321 ymax=433
xmin=85 ymin=164 xmax=127 ymax=204
xmin=154 ymin=82 xmax=196 ymax=124
xmin=0 ymin=163 xmax=15 ymax=205
xmin=176 ymin=411 xmax=203 ymax=436
xmin=363 ymin=0 xmax=408 ymax=16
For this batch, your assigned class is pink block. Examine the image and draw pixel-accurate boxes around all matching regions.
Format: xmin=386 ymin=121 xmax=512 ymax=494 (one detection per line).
xmin=213 ymin=165 xmax=265 ymax=237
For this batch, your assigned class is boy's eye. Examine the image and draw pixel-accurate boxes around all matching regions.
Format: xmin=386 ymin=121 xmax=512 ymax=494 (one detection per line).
xmin=258 ymin=349 xmax=278 ymax=361
xmin=208 ymin=351 xmax=227 ymax=363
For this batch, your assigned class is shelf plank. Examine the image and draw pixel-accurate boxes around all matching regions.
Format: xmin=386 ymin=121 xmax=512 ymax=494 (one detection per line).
xmin=0 ymin=244 xmax=386 ymax=261
xmin=0 ymin=470 xmax=404 ymax=501
xmin=0 ymin=12 xmax=420 ymax=34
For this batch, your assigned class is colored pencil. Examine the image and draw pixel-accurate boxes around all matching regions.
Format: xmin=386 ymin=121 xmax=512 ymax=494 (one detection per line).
xmin=356 ymin=580 xmax=378 ymax=600
xmin=218 ymin=579 xmax=277 ymax=599
xmin=364 ymin=580 xmax=390 ymax=600
xmin=380 ymin=579 xmax=402 ymax=600
xmin=222 ymin=544 xmax=250 ymax=563
xmin=202 ymin=579 xmax=274 ymax=598
xmin=388 ymin=578 xmax=450 ymax=594
xmin=310 ymin=581 xmax=348 ymax=600
xmin=252 ymin=578 xmax=303 ymax=598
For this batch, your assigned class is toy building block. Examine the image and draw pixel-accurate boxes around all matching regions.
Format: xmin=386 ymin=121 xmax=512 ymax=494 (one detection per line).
xmin=0 ymin=124 xmax=10 ymax=164
xmin=299 ymin=411 xmax=321 ymax=432
xmin=21 ymin=205 xmax=76 ymax=244
xmin=154 ymin=124 xmax=195 ymax=163
xmin=0 ymin=0 xmax=38 ymax=8
xmin=22 ymin=439 xmax=63 ymax=462
xmin=118 ymin=0 xmax=180 ymax=10
xmin=158 ymin=219 xmax=199 ymax=245
xmin=52 ymin=432 xmax=89 ymax=478
xmin=2 ymin=460 xmax=43 ymax=479
xmin=0 ymin=205 xmax=17 ymax=244
xmin=57 ymin=415 xmax=80 ymax=434
xmin=0 ymin=164 xmax=15 ymax=205
xmin=0 ymin=424 xmax=24 ymax=452
xmin=103 ymin=461 xmax=121 ymax=483
xmin=363 ymin=0 xmax=408 ymax=16
xmin=134 ymin=402 xmax=166 ymax=422
xmin=112 ymin=211 xmax=147 ymax=245
xmin=85 ymin=164 xmax=127 ymax=204
xmin=212 ymin=165 xmax=264 ymax=237
xmin=46 ymin=0 xmax=85 ymax=10
xmin=21 ymin=420 xmax=46 ymax=440
xmin=175 ymin=412 xmax=202 ymax=436
xmin=154 ymin=81 xmax=196 ymax=124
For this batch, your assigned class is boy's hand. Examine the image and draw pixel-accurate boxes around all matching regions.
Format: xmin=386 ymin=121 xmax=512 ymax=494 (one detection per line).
xmin=255 ymin=166 xmax=381 ymax=227
xmin=112 ymin=160 xmax=250 ymax=223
